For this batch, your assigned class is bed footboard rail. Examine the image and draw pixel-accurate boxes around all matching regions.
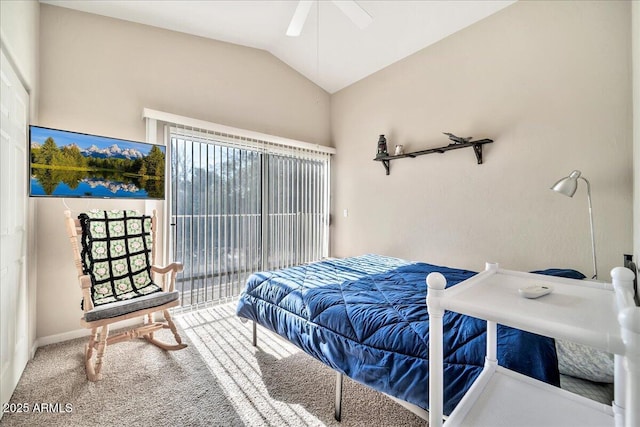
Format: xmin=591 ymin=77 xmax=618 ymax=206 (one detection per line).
xmin=426 ymin=271 xmax=447 ymax=427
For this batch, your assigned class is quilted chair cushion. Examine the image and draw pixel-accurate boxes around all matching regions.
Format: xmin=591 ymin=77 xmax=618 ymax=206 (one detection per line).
xmin=84 ymin=290 xmax=180 ymax=322
xmin=79 ymin=209 xmax=161 ymax=307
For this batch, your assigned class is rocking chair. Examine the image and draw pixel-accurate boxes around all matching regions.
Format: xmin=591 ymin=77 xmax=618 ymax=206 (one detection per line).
xmin=64 ymin=209 xmax=187 ymax=381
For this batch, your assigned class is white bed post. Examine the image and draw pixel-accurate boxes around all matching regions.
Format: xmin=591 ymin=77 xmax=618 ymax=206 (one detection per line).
xmin=484 ymin=263 xmax=499 ymax=368
xmin=427 ymin=272 xmax=447 ymax=427
xmin=613 ymin=353 xmax=626 ymax=427
xmin=611 ymin=267 xmax=640 ymax=427
xmin=619 ymin=308 xmax=640 ymax=427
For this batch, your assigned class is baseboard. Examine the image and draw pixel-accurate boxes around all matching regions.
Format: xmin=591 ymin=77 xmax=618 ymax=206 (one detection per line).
xmin=34 ymin=318 xmax=141 ymax=350
xmin=35 ymin=328 xmax=92 ymax=349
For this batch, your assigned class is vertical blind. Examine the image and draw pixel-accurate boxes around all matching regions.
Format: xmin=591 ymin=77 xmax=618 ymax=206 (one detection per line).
xmin=169 ymin=125 xmax=331 ymax=309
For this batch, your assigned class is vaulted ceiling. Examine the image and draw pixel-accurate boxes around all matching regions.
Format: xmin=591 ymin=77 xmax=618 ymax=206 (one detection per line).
xmin=41 ymin=0 xmax=516 ymax=93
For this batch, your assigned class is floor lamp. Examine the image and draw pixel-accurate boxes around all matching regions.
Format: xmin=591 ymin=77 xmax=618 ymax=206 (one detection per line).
xmin=550 ymin=170 xmax=597 ymax=279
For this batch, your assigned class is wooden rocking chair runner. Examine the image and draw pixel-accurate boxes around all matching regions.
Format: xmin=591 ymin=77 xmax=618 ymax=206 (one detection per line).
xmin=64 ymin=209 xmax=187 ymax=381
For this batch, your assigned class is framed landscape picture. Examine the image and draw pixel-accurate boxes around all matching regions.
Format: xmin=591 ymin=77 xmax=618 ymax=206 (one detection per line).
xmin=29 ymin=125 xmax=165 ymax=199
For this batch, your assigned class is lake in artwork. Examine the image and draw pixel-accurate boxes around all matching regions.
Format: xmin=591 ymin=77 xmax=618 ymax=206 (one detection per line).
xmin=29 ymin=126 xmax=165 ymax=199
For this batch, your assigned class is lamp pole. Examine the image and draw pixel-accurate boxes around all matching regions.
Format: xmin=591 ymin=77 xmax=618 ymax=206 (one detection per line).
xmin=581 ymin=176 xmax=597 ymax=280
xmin=550 ymin=170 xmax=598 ymax=280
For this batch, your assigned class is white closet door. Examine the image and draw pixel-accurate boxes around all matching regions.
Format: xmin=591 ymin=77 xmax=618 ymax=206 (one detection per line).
xmin=0 ymin=48 xmax=30 ymax=412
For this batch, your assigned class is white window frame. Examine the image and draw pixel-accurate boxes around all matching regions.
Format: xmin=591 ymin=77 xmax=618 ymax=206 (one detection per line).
xmin=143 ymin=109 xmax=335 ymax=303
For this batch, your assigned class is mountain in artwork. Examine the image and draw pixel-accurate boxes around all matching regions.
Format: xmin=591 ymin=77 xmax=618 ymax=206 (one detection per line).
xmin=81 ymin=144 xmax=145 ymax=160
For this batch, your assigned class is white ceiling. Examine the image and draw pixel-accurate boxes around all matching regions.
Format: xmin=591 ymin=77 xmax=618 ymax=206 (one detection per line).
xmin=41 ymin=0 xmax=516 ymax=94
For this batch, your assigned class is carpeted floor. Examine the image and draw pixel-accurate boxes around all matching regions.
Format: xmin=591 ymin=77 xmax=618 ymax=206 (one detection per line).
xmin=1 ymin=303 xmax=425 ymax=427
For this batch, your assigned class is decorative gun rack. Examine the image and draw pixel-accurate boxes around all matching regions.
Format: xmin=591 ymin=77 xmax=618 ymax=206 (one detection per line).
xmin=373 ymin=138 xmax=494 ymax=176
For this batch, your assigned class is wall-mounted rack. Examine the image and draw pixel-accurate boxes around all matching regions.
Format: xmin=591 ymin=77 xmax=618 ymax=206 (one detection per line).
xmin=373 ymin=138 xmax=493 ymax=175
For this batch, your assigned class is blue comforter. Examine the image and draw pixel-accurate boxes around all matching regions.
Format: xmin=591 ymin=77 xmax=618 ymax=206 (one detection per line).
xmin=236 ymin=255 xmax=566 ymax=415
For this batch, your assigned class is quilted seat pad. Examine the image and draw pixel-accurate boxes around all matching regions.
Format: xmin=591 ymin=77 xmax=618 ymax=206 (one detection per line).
xmin=84 ymin=290 xmax=179 ymax=322
xmin=236 ymin=254 xmax=560 ymax=414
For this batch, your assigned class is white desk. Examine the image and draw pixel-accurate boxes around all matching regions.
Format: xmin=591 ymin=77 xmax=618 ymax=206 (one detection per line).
xmin=426 ymin=264 xmax=639 ymax=427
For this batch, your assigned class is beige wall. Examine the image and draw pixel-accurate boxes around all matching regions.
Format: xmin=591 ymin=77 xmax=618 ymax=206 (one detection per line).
xmin=36 ymin=4 xmax=331 ymax=339
xmin=331 ymin=1 xmax=633 ymax=276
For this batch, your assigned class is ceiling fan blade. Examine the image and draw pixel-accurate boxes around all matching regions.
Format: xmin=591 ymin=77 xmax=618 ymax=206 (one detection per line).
xmin=286 ymin=0 xmax=314 ymax=37
xmin=331 ymin=0 xmax=372 ymax=29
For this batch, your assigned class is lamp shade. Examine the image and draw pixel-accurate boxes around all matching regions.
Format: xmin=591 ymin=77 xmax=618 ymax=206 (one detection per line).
xmin=551 ymin=170 xmax=582 ymax=197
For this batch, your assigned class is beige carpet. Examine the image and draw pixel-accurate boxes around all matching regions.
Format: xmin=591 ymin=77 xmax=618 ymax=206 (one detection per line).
xmin=1 ymin=303 xmax=425 ymax=426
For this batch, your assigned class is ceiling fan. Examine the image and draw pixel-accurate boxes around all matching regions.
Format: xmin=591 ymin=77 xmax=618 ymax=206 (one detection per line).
xmin=286 ymin=0 xmax=373 ymax=37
